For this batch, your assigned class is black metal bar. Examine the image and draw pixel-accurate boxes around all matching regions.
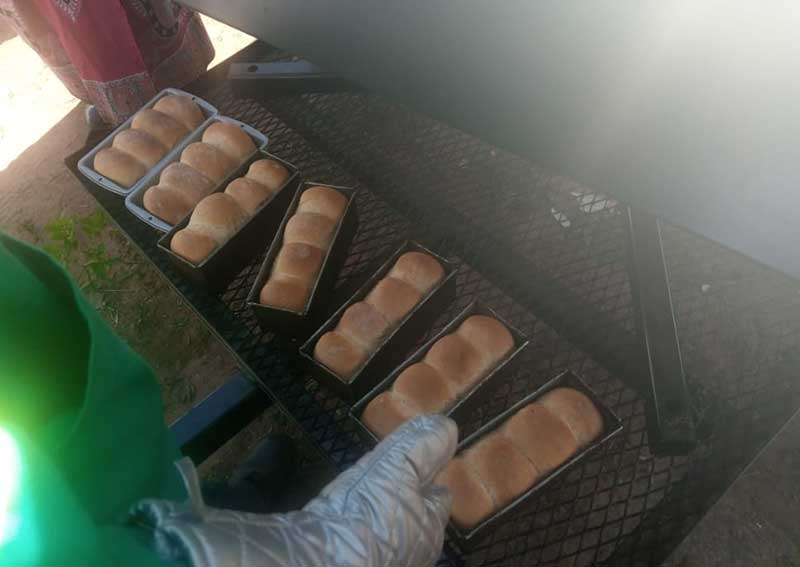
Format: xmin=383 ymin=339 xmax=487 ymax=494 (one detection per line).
xmin=170 ymin=370 xmax=273 ymax=464
xmin=229 ymin=61 xmax=359 ymax=96
xmin=625 ymin=207 xmax=696 ymax=455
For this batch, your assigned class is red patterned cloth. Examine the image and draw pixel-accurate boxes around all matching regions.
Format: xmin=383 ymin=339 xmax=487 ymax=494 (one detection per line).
xmin=0 ymin=0 xmax=215 ymax=125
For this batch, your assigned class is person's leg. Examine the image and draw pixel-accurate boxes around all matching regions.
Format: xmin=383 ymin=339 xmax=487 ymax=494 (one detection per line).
xmin=202 ymin=434 xmax=297 ymax=514
xmin=84 ymin=105 xmax=107 ymax=130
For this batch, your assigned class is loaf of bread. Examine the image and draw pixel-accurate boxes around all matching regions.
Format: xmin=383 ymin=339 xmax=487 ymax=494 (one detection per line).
xmin=259 ymin=186 xmax=348 ymax=313
xmin=93 ymin=94 xmax=203 ymax=187
xmin=92 ymin=147 xmax=147 ymax=187
xmin=361 ymin=314 xmax=514 ymax=438
xmin=131 ymin=109 xmax=189 ymax=149
xmin=179 ymin=142 xmax=235 ymax=184
xmin=312 ymin=251 xmax=445 ymax=381
xmin=169 ymin=159 xmax=290 ymax=263
xmin=143 ymin=162 xmax=215 ymax=224
xmin=142 ymin=119 xmax=259 ymax=222
xmin=434 ymin=387 xmax=603 ymax=530
xmin=201 ymin=121 xmax=256 ymax=164
xmin=145 ymin=135 xmax=281 ymax=225
xmin=112 ymin=129 xmax=167 ymax=169
xmin=153 ymin=94 xmax=205 ymax=131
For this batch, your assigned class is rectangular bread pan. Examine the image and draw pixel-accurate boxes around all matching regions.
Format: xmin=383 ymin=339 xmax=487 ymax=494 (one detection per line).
xmin=350 ymin=300 xmax=531 ymax=445
xmin=155 ymin=152 xmax=299 ymax=294
xmin=446 ymin=370 xmax=624 ymax=549
xmin=245 ymin=182 xmax=359 ymax=338
xmin=126 ymin=115 xmax=269 ymax=232
xmin=299 ymin=240 xmax=457 ymax=402
xmin=78 ymin=87 xmax=218 ymax=196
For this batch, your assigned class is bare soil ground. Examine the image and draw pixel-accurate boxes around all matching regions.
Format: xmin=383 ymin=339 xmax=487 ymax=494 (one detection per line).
xmin=0 ymin=16 xmax=332 ymax=485
xmin=0 ymin=18 xmax=250 ymax=425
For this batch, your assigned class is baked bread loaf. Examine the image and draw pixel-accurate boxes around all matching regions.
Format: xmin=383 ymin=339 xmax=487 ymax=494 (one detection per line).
xmin=169 ymin=159 xmax=290 ymax=263
xmin=312 ymin=251 xmax=445 ymax=382
xmin=92 ymin=94 xmax=204 ymax=188
xmin=152 ymin=94 xmax=205 ymax=131
xmin=259 ymin=186 xmax=348 ymax=313
xmin=361 ymin=314 xmax=513 ymax=438
xmin=434 ymin=387 xmax=603 ymax=530
xmin=180 ymin=142 xmax=236 ymax=184
xmin=112 ymin=129 xmax=167 ymax=169
xmin=146 ymin=152 xmax=285 ymax=225
xmin=143 ymin=162 xmax=216 ymax=224
xmin=201 ymin=121 xmax=256 ymax=164
xmin=130 ymin=109 xmax=189 ymax=149
xmin=92 ymin=147 xmax=147 ymax=187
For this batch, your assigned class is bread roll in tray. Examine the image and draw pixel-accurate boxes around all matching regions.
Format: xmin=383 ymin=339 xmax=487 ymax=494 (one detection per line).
xmin=92 ymin=93 xmax=204 ymax=188
xmin=361 ymin=313 xmax=515 ymax=438
xmin=435 ymin=387 xmax=603 ymax=531
xmin=312 ymin=250 xmax=446 ymax=382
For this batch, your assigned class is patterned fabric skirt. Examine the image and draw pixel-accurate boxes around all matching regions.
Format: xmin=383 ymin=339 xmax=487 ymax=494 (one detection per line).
xmin=0 ymin=0 xmax=215 ymax=125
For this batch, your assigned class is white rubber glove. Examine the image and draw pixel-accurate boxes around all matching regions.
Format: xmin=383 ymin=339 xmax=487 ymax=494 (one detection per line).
xmin=133 ymin=414 xmax=457 ymax=567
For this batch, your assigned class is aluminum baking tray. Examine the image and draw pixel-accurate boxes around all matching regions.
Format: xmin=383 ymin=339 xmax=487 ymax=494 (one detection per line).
xmin=77 ymin=88 xmax=217 ymax=196
xmin=125 ymin=115 xmax=269 ymax=232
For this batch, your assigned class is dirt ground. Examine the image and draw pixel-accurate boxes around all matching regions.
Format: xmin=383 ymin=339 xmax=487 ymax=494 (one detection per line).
xmin=0 ymin=18 xmax=257 ymax=425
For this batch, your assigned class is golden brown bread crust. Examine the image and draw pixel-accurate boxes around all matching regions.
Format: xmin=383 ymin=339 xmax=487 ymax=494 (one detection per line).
xmin=364 ymin=278 xmax=422 ymax=324
xmin=312 ymin=252 xmax=442 ymax=381
xmin=143 ymin=185 xmax=195 ymax=225
xmin=153 ymin=94 xmax=205 ymax=131
xmin=201 ymin=121 xmax=256 ymax=164
xmin=463 ymin=435 xmax=540 ymax=508
xmin=93 ymin=147 xmax=147 ymax=187
xmin=224 ymin=177 xmax=275 ymax=215
xmin=360 ymin=313 xmax=515 ymax=439
xmin=273 ymin=243 xmax=325 ymax=282
xmin=169 ymin=229 xmax=218 ymax=265
xmin=434 ymin=459 xmax=496 ymax=531
xmin=457 ymin=315 xmax=515 ymax=365
xmin=247 ymin=159 xmax=290 ymax=191
xmin=283 ymin=212 xmax=337 ymax=249
xmin=168 ymin=193 xmax=248 ymax=263
xmin=259 ymin=276 xmax=311 ymax=312
xmin=539 ymin=388 xmax=603 ymax=446
xmin=298 ymin=186 xmax=348 ymax=219
xmin=131 ymin=108 xmax=189 ymax=149
xmin=188 ymin=193 xmax=248 ymax=240
xmin=360 ymin=391 xmax=421 ymax=440
xmin=389 ymin=251 xmax=445 ymax=293
xmin=313 ymin=331 xmax=369 ymax=381
xmin=259 ymin=185 xmax=348 ymax=313
xmin=112 ymin=129 xmax=168 ymax=169
xmin=159 ymin=162 xmax=215 ymax=203
xmin=337 ymin=302 xmax=391 ymax=350
xmin=425 ymin=334 xmax=485 ymax=391
xmin=180 ymin=142 xmax=235 ymax=183
xmin=392 ymin=363 xmax=457 ymax=413
xmin=434 ymin=388 xmax=603 ymax=530
xmin=501 ymin=403 xmax=579 ymax=474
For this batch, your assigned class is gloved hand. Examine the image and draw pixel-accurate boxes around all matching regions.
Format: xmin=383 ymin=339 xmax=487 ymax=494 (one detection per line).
xmin=133 ymin=414 xmax=458 ymax=567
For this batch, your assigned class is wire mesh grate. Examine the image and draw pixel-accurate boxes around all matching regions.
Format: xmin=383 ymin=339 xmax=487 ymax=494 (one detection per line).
xmin=68 ymin=48 xmax=800 ymax=566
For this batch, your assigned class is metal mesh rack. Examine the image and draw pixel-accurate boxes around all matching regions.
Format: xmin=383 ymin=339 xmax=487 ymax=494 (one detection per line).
xmin=69 ymin=47 xmax=800 ymax=566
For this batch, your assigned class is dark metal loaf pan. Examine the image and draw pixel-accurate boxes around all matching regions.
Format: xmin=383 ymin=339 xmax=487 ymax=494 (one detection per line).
xmin=156 ymin=152 xmax=299 ymax=294
xmin=245 ymin=182 xmax=359 ymax=338
xmin=299 ymin=240 xmax=457 ymax=402
xmin=447 ymin=370 xmax=624 ymax=549
xmin=349 ymin=300 xmax=530 ymax=445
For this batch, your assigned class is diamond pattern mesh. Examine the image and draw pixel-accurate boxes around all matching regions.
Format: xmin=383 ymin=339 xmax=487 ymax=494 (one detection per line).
xmin=66 ymin=48 xmax=800 ymax=566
